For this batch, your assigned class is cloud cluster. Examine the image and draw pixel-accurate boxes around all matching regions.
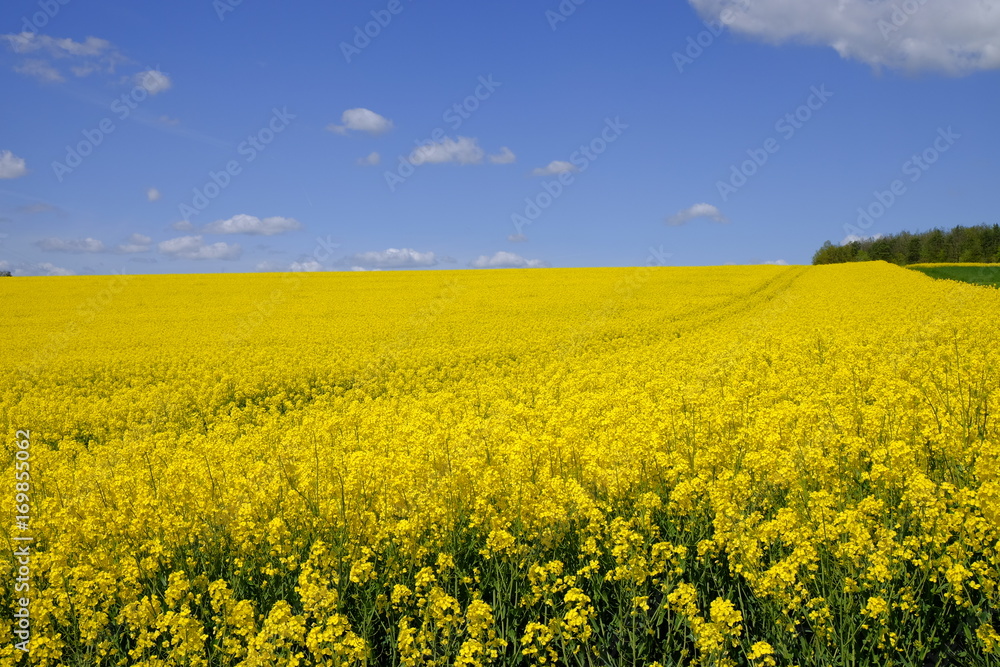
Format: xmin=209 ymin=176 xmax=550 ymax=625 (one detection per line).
xmin=410 ymin=137 xmax=484 ymax=165
xmin=687 ymin=0 xmax=1000 ymax=75
xmin=203 ymin=214 xmax=301 ymax=236
xmin=1 ymin=33 xmax=128 ymax=83
xmin=158 ymin=235 xmax=241 ymax=260
xmin=469 ymin=251 xmax=548 ymax=269
xmin=347 ymin=248 xmax=439 ymax=269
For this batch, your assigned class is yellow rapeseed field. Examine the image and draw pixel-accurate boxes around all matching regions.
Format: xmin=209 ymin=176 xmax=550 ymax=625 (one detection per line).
xmin=2 ymin=262 xmax=999 ymax=666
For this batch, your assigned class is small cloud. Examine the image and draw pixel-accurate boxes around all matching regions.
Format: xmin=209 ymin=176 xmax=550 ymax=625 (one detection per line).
xmin=761 ymin=259 xmax=788 ymax=265
xmin=157 ymin=115 xmax=180 ymax=126
xmin=37 ymin=237 xmax=105 ymax=253
xmin=469 ymin=251 xmax=548 ymax=269
xmin=146 ymin=187 xmax=161 ymax=202
xmin=203 ymin=214 xmax=301 ymax=236
xmin=488 ymin=147 xmax=516 ymax=164
xmin=347 ymin=248 xmax=438 ymax=269
xmin=531 ymin=160 xmax=577 ymax=177
xmin=135 ymin=69 xmax=171 ymax=95
xmin=158 ymin=235 xmax=241 ymax=260
xmin=410 ymin=136 xmax=484 ymax=165
xmin=115 ymin=233 xmax=152 ymax=253
xmin=507 ymin=233 xmax=527 ymax=243
xmin=327 ymin=108 xmax=393 ymax=136
xmin=666 ymin=203 xmax=729 ymax=227
xmin=356 ymin=151 xmax=381 ymax=166
xmin=171 ymin=219 xmax=195 ymax=232
xmin=290 ymin=259 xmax=323 ymax=272
xmin=0 ymin=150 xmax=28 ymax=179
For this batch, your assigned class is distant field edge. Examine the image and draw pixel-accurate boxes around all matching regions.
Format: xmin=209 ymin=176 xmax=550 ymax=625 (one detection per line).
xmin=907 ymin=263 xmax=1000 ymax=288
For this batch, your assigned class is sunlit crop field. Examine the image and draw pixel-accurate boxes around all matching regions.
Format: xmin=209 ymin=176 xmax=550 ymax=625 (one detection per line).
xmin=2 ymin=262 xmax=999 ymax=666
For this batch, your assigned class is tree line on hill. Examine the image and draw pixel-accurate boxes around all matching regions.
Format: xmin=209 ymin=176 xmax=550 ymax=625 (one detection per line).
xmin=812 ymin=224 xmax=1000 ymax=265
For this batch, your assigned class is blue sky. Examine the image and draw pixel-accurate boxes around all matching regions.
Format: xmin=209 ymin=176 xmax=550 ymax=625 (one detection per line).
xmin=1 ymin=0 xmax=998 ymax=275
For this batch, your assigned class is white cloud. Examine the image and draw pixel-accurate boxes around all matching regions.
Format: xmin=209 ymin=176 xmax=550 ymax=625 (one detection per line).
xmin=158 ymin=235 xmax=241 ymax=260
xmin=761 ymin=259 xmax=788 ymax=265
xmin=666 ymin=203 xmax=729 ymax=226
xmin=507 ymin=233 xmax=527 ymax=243
xmin=357 ymin=151 xmax=381 ymax=166
xmin=157 ymin=115 xmax=180 ymax=126
xmin=290 ymin=259 xmax=323 ymax=272
xmin=203 ymin=214 xmax=301 ymax=236
xmin=115 ymin=233 xmax=152 ymax=253
xmin=687 ymin=0 xmax=1000 ymax=75
xmin=0 ymin=150 xmax=27 ymax=179
xmin=146 ymin=187 xmax=161 ymax=202
xmin=171 ymin=220 xmax=195 ymax=231
xmin=489 ymin=147 xmax=517 ymax=164
xmin=347 ymin=248 xmax=438 ymax=269
xmin=469 ymin=251 xmax=548 ymax=269
xmin=37 ymin=237 xmax=106 ymax=253
xmin=135 ymin=69 xmax=171 ymax=95
xmin=531 ymin=160 xmax=577 ymax=176
xmin=410 ymin=137 xmax=484 ymax=165
xmin=328 ymin=108 xmax=393 ymax=136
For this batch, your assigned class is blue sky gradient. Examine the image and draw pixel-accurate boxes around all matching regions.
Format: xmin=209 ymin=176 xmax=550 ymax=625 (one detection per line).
xmin=1 ymin=0 xmax=998 ymax=275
